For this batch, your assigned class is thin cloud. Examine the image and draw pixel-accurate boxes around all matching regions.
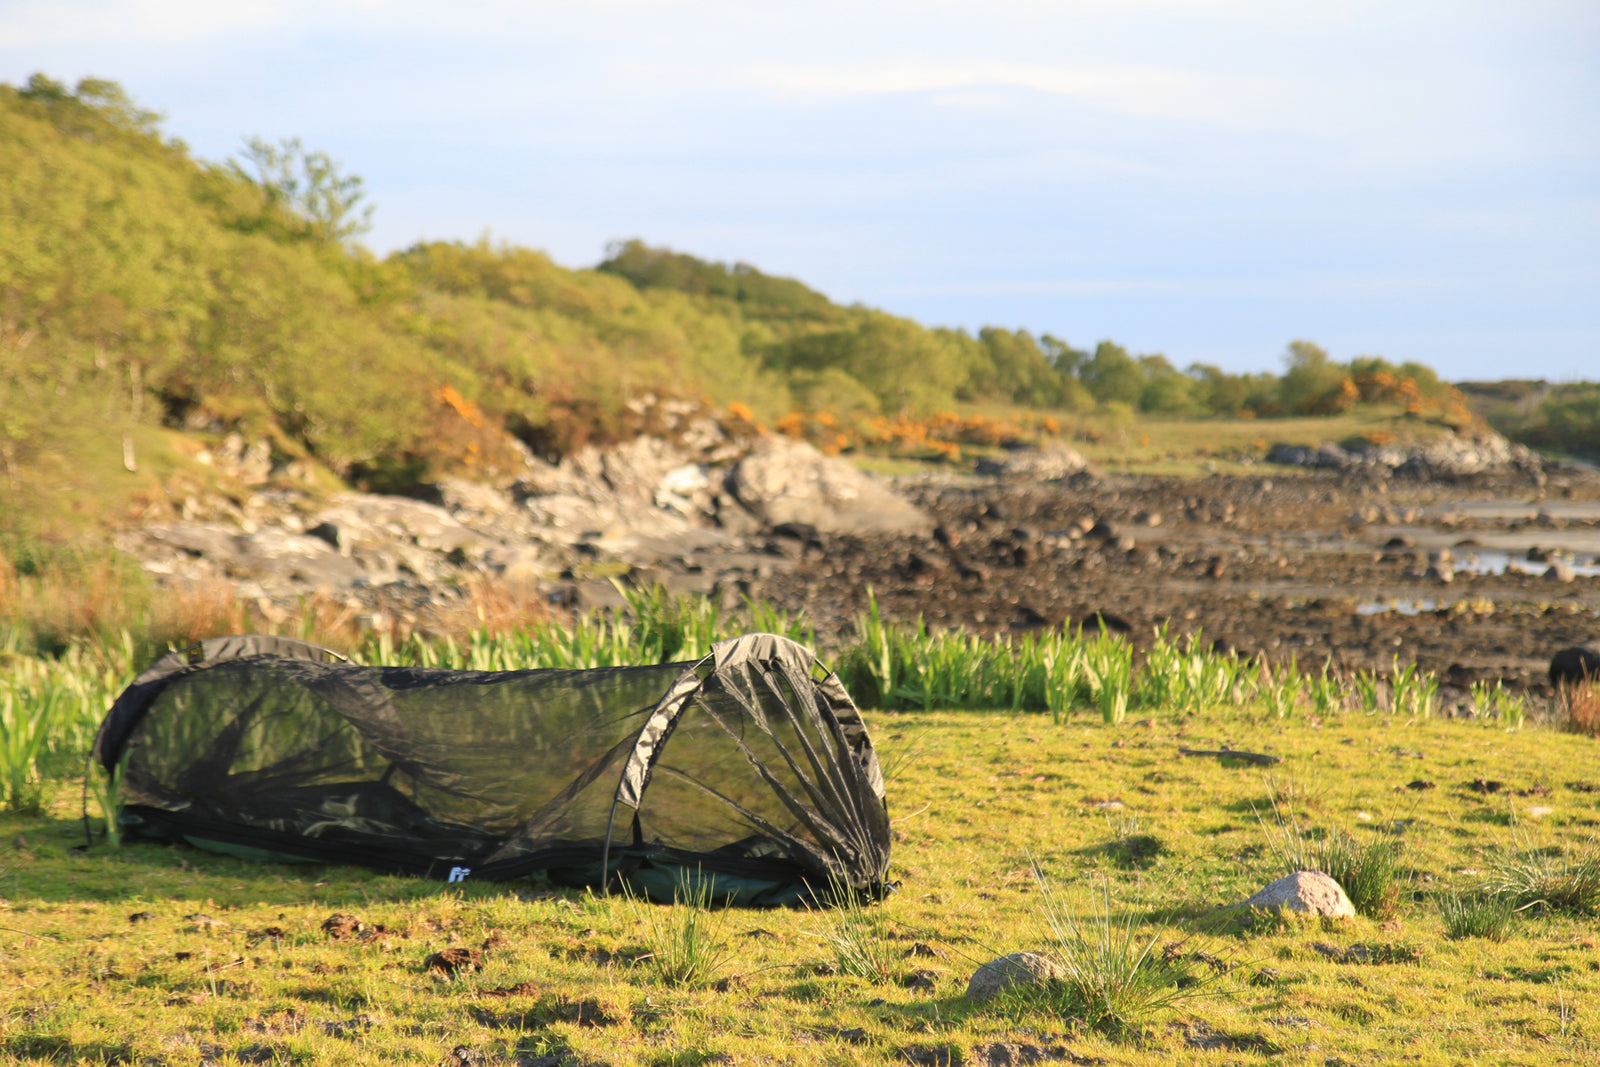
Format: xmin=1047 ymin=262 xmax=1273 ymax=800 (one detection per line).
xmin=877 ymin=273 xmax=1497 ymax=300
xmin=736 ymin=60 xmax=1287 ymax=130
xmin=0 ymin=0 xmax=296 ymax=47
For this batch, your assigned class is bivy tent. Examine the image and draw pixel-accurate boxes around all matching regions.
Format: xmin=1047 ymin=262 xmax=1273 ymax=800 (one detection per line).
xmin=92 ymin=633 xmax=890 ymax=905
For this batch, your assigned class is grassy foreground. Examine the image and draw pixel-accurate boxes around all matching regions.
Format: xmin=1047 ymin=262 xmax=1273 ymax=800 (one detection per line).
xmin=2 ymin=703 xmax=1598 ymax=1065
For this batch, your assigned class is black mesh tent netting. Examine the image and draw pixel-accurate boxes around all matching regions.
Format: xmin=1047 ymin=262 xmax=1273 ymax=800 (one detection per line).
xmin=92 ymin=633 xmax=890 ymax=905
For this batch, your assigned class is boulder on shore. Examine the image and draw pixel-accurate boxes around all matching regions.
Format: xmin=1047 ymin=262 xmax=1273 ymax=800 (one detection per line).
xmin=730 ymin=436 xmax=933 ymax=537
xmin=1550 ymin=643 xmax=1600 ymax=688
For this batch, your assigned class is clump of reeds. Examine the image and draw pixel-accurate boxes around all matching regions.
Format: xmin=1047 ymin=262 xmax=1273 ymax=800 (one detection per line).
xmin=1554 ymin=680 xmax=1600 ymax=738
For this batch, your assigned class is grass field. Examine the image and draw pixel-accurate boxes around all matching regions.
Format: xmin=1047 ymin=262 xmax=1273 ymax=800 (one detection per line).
xmin=3 ymin=690 xmax=1598 ymax=1065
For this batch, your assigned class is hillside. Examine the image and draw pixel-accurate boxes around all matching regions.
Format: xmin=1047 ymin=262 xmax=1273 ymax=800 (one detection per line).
xmin=0 ymin=73 xmax=1556 ymax=556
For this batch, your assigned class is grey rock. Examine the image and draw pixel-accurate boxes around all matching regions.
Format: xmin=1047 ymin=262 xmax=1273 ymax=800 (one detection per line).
xmin=1544 ymin=561 xmax=1576 ymax=583
xmin=975 ymin=443 xmax=1089 ymax=481
xmin=965 ymin=951 xmax=1064 ymax=1002
xmin=234 ymin=529 xmax=367 ymax=588
xmin=312 ymin=494 xmax=487 ymax=557
xmin=144 ymin=522 xmax=242 ymax=562
xmin=436 ymin=477 xmax=517 ymax=519
xmin=731 ymin=436 xmax=932 ymax=537
xmin=211 ymin=433 xmax=273 ymax=485
xmin=482 ymin=544 xmax=546 ymax=583
xmin=1267 ymin=430 xmax=1541 ymax=477
xmin=1241 ymin=871 xmax=1355 ymax=919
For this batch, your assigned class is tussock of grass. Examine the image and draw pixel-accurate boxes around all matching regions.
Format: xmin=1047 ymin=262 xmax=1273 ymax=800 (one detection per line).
xmin=1011 ymin=868 xmax=1224 ymax=1036
xmin=628 ymin=874 xmax=734 ymax=988
xmin=813 ymin=886 xmax=898 ymax=983
xmin=1481 ymin=833 xmax=1600 ymax=916
xmin=1438 ymin=891 xmax=1516 ymax=941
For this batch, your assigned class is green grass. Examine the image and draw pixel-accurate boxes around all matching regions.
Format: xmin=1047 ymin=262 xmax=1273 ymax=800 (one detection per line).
xmin=628 ymin=874 xmax=735 ymax=989
xmin=1439 ymin=891 xmax=1517 ymax=942
xmin=4 ymin=661 xmax=1600 ymax=1063
xmin=1012 ymin=868 xmax=1219 ymax=1036
xmin=1480 ymin=830 xmax=1600 ymax=917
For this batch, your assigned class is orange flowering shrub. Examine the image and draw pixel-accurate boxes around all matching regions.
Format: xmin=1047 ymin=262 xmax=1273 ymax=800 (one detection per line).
xmin=767 ymin=406 xmax=1055 ymax=459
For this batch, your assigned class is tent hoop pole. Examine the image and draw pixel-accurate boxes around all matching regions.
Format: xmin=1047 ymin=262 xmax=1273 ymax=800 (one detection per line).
xmin=599 ymin=800 xmax=620 ymax=897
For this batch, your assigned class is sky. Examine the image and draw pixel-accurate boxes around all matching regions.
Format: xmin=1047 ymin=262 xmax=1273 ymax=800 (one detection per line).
xmin=4 ymin=0 xmax=1597 ymax=380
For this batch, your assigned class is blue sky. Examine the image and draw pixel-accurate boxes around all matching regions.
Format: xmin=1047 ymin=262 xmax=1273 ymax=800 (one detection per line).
xmin=4 ymin=1 xmax=1596 ymax=380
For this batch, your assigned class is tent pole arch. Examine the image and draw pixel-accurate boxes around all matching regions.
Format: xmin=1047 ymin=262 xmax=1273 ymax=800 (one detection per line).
xmin=600 ymin=633 xmax=890 ymax=895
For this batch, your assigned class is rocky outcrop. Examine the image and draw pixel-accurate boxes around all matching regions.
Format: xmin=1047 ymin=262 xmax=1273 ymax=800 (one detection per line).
xmin=730 ymin=435 xmax=933 ymax=537
xmin=1266 ymin=432 xmax=1543 ymax=479
xmin=117 ymin=428 xmax=936 ymax=623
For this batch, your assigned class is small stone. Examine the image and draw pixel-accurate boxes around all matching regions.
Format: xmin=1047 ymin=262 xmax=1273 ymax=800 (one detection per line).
xmin=965 ymin=951 xmax=1065 ymax=1002
xmin=1241 ymin=871 xmax=1355 ymax=919
xmin=1525 ymin=806 xmax=1555 ymax=818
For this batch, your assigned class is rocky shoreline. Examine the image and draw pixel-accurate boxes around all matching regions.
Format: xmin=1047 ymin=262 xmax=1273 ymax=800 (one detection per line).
xmin=115 ymin=423 xmax=1600 ymax=702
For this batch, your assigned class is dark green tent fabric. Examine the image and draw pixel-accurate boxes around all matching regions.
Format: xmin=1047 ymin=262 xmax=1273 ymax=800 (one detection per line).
xmin=93 ymin=633 xmax=890 ymax=903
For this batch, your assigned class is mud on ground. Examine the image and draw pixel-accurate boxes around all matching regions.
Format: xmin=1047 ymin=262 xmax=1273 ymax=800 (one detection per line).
xmin=750 ymin=464 xmax=1600 ymax=700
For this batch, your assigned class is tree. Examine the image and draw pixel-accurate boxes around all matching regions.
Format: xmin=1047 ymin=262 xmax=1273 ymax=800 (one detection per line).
xmin=1278 ymin=340 xmax=1345 ymax=414
xmin=230 ymin=136 xmax=373 ymax=244
xmin=1137 ymin=355 xmax=1197 ymax=414
xmin=16 ymin=74 xmax=165 ymax=141
xmin=978 ymin=327 xmax=1064 ymax=406
xmin=1079 ymin=342 xmax=1145 ymax=406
